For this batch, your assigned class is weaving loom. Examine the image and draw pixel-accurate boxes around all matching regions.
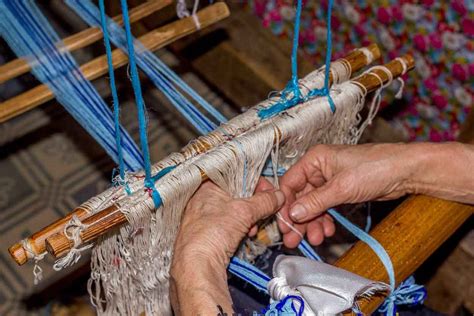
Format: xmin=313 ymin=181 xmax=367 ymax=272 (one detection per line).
xmin=3 ymin=0 xmax=473 ymax=315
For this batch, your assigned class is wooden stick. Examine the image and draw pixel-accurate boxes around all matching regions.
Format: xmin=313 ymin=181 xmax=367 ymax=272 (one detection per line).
xmin=44 ymin=55 xmax=415 ymax=259
xmin=8 ymin=45 xmax=380 ymax=265
xmin=337 ymin=114 xmax=474 ymax=315
xmin=0 ymin=2 xmax=231 ymax=123
xmin=0 ymin=0 xmax=172 ymax=85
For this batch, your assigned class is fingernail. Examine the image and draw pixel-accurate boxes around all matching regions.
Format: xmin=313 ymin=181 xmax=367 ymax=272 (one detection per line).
xmin=275 ymin=190 xmax=285 ymax=207
xmin=290 ymin=204 xmax=307 ymax=221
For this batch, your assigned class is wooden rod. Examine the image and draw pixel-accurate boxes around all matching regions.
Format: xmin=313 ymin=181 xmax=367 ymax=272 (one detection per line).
xmin=44 ymin=55 xmax=415 ymax=259
xmin=8 ymin=45 xmax=380 ymax=265
xmin=0 ymin=0 xmax=172 ymax=84
xmin=0 ymin=2 xmax=231 ymax=123
xmin=337 ymin=118 xmax=474 ymax=315
xmin=338 ymin=197 xmax=473 ymax=314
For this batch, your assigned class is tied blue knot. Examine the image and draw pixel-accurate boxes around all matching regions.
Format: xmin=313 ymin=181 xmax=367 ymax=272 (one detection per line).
xmin=378 ymin=276 xmax=427 ymax=316
xmin=257 ymin=0 xmax=335 ymax=120
xmin=262 ymin=295 xmax=305 ymax=316
xmin=145 ymin=165 xmax=176 ymax=208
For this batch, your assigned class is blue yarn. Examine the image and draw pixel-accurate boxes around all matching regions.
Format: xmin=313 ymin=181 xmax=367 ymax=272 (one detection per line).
xmin=328 ymin=208 xmax=395 ymax=290
xmin=118 ymin=0 xmax=161 ymax=206
xmin=263 ymin=295 xmax=305 ymax=316
xmin=257 ymin=0 xmax=336 ymax=120
xmin=99 ymin=0 xmax=127 ymax=185
xmin=66 ymin=0 xmax=227 ymax=135
xmin=288 ymin=0 xmax=303 ymax=100
xmin=378 ymin=276 xmax=427 ymax=316
xmin=0 ymin=0 xmax=143 ymax=171
xmin=228 ymin=257 xmax=270 ymax=293
xmin=297 ymin=239 xmax=322 ymax=261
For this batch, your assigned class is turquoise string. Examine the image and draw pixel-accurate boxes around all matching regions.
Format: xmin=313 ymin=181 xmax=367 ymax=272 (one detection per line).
xmin=98 ymin=0 xmax=129 ymax=193
xmin=258 ymin=0 xmax=336 ymax=120
xmin=67 ymin=0 xmax=226 ymax=135
xmin=288 ymin=0 xmax=303 ymax=100
xmin=119 ymin=0 xmax=160 ymax=206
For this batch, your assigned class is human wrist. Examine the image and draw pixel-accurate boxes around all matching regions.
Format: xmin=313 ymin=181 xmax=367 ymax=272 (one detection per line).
xmin=401 ymin=142 xmax=471 ymax=198
xmin=170 ymin=255 xmax=232 ymax=315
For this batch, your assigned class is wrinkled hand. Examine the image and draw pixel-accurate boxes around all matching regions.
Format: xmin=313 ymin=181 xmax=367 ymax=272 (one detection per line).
xmin=172 ymin=180 xmax=285 ymax=271
xmin=279 ymin=143 xmax=415 ymax=248
xmin=170 ymin=181 xmax=284 ymax=315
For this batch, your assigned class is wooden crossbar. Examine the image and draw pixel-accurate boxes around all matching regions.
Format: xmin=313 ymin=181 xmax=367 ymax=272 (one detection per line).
xmin=0 ymin=0 xmax=172 ymax=84
xmin=0 ymin=2 xmax=230 ymax=123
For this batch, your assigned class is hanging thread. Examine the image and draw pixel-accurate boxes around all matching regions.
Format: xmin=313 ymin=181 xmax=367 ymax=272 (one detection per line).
xmin=0 ymin=0 xmax=144 ymax=171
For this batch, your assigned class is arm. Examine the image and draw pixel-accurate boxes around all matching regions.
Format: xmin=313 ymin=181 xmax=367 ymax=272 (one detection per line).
xmin=278 ymin=142 xmax=474 ymax=248
xmin=170 ymin=181 xmax=285 ymax=315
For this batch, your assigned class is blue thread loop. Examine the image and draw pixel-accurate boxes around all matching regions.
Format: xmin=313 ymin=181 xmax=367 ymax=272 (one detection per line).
xmin=263 ymin=295 xmax=305 ymax=316
xmin=99 ymin=0 xmax=128 ymax=184
xmin=257 ymin=0 xmax=335 ymax=120
xmin=119 ymin=0 xmax=161 ymax=206
xmin=378 ymin=276 xmax=427 ymax=316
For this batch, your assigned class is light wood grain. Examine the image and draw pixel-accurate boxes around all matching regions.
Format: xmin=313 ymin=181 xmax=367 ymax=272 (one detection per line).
xmin=0 ymin=2 xmax=231 ymax=123
xmin=44 ymin=55 xmax=414 ymax=259
xmin=0 ymin=0 xmax=172 ymax=84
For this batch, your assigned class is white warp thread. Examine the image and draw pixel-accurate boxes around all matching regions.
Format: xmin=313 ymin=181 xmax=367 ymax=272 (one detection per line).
xmin=48 ymin=61 xmax=397 ymax=315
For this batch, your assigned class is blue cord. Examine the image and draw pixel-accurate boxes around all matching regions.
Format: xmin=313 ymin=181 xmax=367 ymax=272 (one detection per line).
xmin=99 ymin=0 xmax=128 ymax=189
xmin=119 ymin=0 xmax=160 ymax=206
xmin=257 ymin=0 xmax=336 ymax=120
xmin=328 ymin=208 xmax=395 ymax=290
xmin=378 ymin=276 xmax=427 ymax=315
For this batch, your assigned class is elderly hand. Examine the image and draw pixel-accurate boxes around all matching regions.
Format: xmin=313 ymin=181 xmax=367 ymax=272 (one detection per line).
xmin=278 ymin=142 xmax=474 ymax=248
xmin=170 ymin=180 xmax=285 ymax=315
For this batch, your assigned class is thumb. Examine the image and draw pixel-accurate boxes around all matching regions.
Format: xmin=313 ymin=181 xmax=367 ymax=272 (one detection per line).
xmin=289 ymin=177 xmax=350 ymax=223
xmin=244 ymin=190 xmax=285 ymax=223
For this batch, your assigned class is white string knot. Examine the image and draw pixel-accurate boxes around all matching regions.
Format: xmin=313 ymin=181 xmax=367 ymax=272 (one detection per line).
xmin=53 ymin=215 xmax=93 ymax=271
xmin=21 ymin=239 xmax=46 ymax=285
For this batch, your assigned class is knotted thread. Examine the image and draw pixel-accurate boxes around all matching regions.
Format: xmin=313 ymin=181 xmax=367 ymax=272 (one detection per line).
xmin=53 ymin=215 xmax=93 ymax=270
xmin=378 ymin=276 xmax=426 ymax=316
xmin=21 ymin=239 xmax=46 ymax=285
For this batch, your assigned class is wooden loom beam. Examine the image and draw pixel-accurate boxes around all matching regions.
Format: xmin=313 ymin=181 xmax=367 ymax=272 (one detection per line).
xmin=0 ymin=2 xmax=231 ymax=123
xmin=0 ymin=0 xmax=173 ymax=84
xmin=336 ymin=120 xmax=474 ymax=314
xmin=42 ymin=55 xmax=415 ymax=259
xmin=8 ymin=45 xmax=381 ymax=265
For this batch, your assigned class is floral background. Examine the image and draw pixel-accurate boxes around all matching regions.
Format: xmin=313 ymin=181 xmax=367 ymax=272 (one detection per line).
xmin=245 ymin=0 xmax=473 ymax=141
